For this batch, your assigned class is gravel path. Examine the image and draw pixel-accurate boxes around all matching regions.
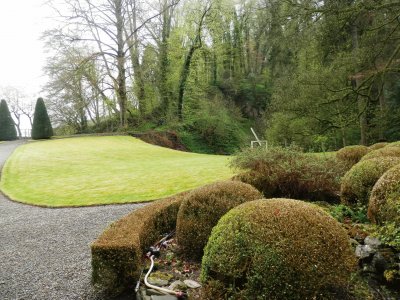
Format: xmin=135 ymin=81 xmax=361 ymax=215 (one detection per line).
xmin=0 ymin=141 xmax=145 ymax=300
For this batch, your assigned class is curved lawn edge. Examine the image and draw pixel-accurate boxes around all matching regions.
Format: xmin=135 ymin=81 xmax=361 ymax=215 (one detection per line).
xmin=0 ymin=136 xmax=234 ymax=207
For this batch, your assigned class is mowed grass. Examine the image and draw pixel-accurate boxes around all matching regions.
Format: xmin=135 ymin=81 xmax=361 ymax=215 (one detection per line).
xmin=0 ymin=136 xmax=235 ymax=207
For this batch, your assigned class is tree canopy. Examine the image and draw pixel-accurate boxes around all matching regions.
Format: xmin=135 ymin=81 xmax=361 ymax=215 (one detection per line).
xmin=43 ymin=0 xmax=400 ymax=151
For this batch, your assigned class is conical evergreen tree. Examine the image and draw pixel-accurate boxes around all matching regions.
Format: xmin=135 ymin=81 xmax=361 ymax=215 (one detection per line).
xmin=0 ymin=99 xmax=17 ymax=141
xmin=32 ymin=98 xmax=53 ymax=140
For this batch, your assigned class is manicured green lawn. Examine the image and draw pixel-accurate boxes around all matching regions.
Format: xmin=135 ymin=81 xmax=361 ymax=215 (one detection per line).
xmin=0 ymin=136 xmax=234 ymax=207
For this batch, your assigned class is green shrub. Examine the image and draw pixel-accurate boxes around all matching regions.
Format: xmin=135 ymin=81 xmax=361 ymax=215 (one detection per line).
xmin=201 ymin=199 xmax=356 ymax=299
xmin=340 ymin=157 xmax=400 ymax=206
xmin=327 ymin=204 xmax=368 ymax=223
xmin=336 ymin=145 xmax=369 ymax=168
xmin=0 ymin=99 xmax=17 ymax=141
xmin=32 ymin=97 xmax=53 ymax=140
xmin=368 ymin=142 xmax=389 ymax=151
xmin=91 ymin=192 xmax=187 ymax=296
xmin=185 ymin=98 xmax=246 ymax=154
xmin=368 ymin=164 xmax=400 ymax=225
xmin=176 ymin=181 xmax=262 ymax=260
xmin=231 ymin=146 xmax=346 ymax=202
xmin=374 ymin=222 xmax=400 ymax=251
xmin=386 ymin=141 xmax=400 ymax=148
xmin=360 ymin=146 xmax=400 ymax=161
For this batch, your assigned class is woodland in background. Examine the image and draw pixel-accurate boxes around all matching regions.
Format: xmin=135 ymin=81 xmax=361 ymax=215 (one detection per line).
xmin=43 ymin=0 xmax=400 ymax=153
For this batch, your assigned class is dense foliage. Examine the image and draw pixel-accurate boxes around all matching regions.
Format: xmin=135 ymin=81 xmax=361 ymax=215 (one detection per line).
xmin=201 ymin=199 xmax=356 ymax=299
xmin=336 ymin=145 xmax=369 ymax=169
xmin=42 ymin=0 xmax=400 ymax=152
xmin=361 ymin=146 xmax=400 ymax=161
xmin=368 ymin=164 xmax=400 ymax=225
xmin=340 ymin=157 xmax=400 ymax=206
xmin=0 ymin=99 xmax=17 ymax=141
xmin=231 ymin=146 xmax=346 ymax=202
xmin=176 ymin=181 xmax=261 ymax=260
xmin=31 ymin=98 xmax=53 ymax=140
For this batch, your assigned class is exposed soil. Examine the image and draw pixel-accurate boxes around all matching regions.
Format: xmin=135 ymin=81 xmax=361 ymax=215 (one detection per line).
xmin=131 ymin=131 xmax=187 ymax=151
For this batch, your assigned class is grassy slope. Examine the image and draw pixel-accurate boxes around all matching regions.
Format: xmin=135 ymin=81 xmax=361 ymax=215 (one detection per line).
xmin=0 ymin=136 xmax=234 ymax=207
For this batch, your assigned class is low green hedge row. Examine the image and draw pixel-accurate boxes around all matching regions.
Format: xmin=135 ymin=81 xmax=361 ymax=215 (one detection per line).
xmin=91 ymin=192 xmax=187 ymax=296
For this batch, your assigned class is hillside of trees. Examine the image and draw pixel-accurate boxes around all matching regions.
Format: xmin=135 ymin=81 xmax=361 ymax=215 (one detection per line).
xmin=43 ymin=0 xmax=400 ymax=153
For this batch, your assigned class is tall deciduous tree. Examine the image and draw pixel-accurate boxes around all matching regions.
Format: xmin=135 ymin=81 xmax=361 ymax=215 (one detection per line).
xmin=32 ymin=98 xmax=54 ymax=140
xmin=0 ymin=99 xmax=17 ymax=141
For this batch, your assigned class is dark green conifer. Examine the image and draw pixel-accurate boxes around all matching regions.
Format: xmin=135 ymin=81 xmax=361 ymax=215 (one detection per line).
xmin=0 ymin=99 xmax=17 ymax=141
xmin=32 ymin=98 xmax=53 ymax=140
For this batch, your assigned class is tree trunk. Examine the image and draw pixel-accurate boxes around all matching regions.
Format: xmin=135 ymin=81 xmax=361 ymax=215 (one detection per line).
xmin=378 ymin=82 xmax=386 ymax=141
xmin=352 ymin=23 xmax=368 ymax=145
xmin=115 ymin=0 xmax=127 ymax=127
xmin=159 ymin=0 xmax=173 ymax=117
xmin=178 ymin=41 xmax=199 ymax=120
xmin=177 ymin=3 xmax=210 ymax=121
xmin=128 ymin=0 xmax=146 ymax=117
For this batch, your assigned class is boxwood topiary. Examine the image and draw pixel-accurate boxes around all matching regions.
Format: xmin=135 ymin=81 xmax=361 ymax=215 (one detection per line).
xmin=368 ymin=142 xmax=389 ymax=151
xmin=336 ymin=145 xmax=369 ymax=168
xmin=340 ymin=157 xmax=400 ymax=206
xmin=201 ymin=199 xmax=356 ymax=300
xmin=360 ymin=146 xmax=400 ymax=161
xmin=176 ymin=181 xmax=262 ymax=260
xmin=91 ymin=192 xmax=188 ymax=296
xmin=368 ymin=164 xmax=400 ymax=225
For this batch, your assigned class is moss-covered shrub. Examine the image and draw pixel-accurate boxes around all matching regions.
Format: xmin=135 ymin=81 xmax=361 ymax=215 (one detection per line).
xmin=360 ymin=146 xmax=400 ymax=161
xmin=176 ymin=181 xmax=262 ymax=260
xmin=231 ymin=146 xmax=346 ymax=202
xmin=336 ymin=145 xmax=369 ymax=168
xmin=201 ymin=199 xmax=356 ymax=299
xmin=368 ymin=142 xmax=389 ymax=151
xmin=340 ymin=157 xmax=400 ymax=206
xmin=368 ymin=164 xmax=400 ymax=225
xmin=386 ymin=141 xmax=400 ymax=148
xmin=91 ymin=192 xmax=187 ymax=296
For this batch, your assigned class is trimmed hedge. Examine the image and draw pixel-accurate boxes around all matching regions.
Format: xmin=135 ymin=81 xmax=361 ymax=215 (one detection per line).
xmin=201 ymin=199 xmax=356 ymax=299
xmin=368 ymin=164 xmax=400 ymax=225
xmin=368 ymin=142 xmax=388 ymax=151
xmin=176 ymin=181 xmax=262 ymax=260
xmin=360 ymin=146 xmax=400 ymax=161
xmin=231 ymin=146 xmax=346 ymax=202
xmin=340 ymin=157 xmax=400 ymax=206
xmin=91 ymin=192 xmax=187 ymax=296
xmin=336 ymin=145 xmax=369 ymax=168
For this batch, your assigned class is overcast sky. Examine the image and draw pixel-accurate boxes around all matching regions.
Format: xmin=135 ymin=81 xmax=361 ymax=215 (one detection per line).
xmin=0 ymin=0 xmax=53 ymax=98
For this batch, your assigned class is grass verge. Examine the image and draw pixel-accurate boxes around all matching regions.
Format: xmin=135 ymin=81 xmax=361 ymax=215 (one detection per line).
xmin=0 ymin=136 xmax=234 ymax=207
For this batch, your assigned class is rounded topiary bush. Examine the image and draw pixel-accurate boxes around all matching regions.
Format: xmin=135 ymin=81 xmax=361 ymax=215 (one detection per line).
xmin=336 ymin=145 xmax=369 ymax=168
xmin=340 ymin=157 xmax=400 ymax=206
xmin=360 ymin=146 xmax=400 ymax=161
xmin=368 ymin=142 xmax=388 ymax=151
xmin=368 ymin=164 xmax=400 ymax=225
xmin=386 ymin=141 xmax=400 ymax=148
xmin=201 ymin=199 xmax=356 ymax=300
xmin=176 ymin=181 xmax=262 ymax=260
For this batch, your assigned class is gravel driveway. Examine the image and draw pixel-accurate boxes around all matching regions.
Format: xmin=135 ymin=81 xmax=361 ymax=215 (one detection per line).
xmin=0 ymin=140 xmax=145 ymax=299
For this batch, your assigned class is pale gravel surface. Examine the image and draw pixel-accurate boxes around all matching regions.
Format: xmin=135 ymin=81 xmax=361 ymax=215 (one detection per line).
xmin=0 ymin=140 xmax=145 ymax=299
